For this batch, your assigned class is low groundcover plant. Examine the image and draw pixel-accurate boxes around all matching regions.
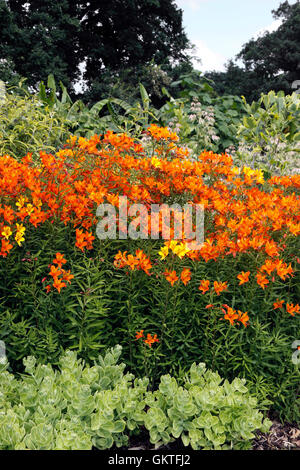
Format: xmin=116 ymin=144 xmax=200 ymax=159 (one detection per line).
xmin=0 ymin=346 xmax=271 ymax=450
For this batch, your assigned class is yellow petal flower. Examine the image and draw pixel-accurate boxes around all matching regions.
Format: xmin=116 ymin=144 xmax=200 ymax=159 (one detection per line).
xmin=158 ymin=246 xmax=169 ymax=260
xmin=1 ymin=226 xmax=12 ymax=239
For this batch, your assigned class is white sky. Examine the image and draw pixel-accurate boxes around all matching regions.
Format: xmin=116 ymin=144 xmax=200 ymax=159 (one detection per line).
xmin=175 ymin=0 xmax=293 ymax=72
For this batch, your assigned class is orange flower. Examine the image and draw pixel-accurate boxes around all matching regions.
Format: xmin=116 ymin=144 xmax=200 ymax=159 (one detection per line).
xmin=75 ymin=229 xmax=87 ymax=251
xmin=256 ymin=273 xmax=269 ymax=289
xmin=144 ymin=333 xmax=159 ymax=348
xmin=0 ymin=239 xmax=13 ymax=257
xmin=52 ymin=278 xmax=66 ymax=293
xmin=53 ymin=252 xmax=67 ymax=268
xmin=223 ymin=306 xmax=238 ymax=326
xmin=135 ymin=330 xmax=144 ymax=340
xmin=213 ymin=281 xmax=228 ymax=296
xmin=260 ymin=259 xmax=276 ymax=276
xmin=276 ymin=262 xmax=294 ymax=280
xmin=273 ymin=299 xmax=284 ymax=310
xmin=237 ymin=310 xmax=249 ymax=327
xmin=61 ymin=269 xmax=74 ymax=284
xmin=127 ymin=254 xmax=139 ymax=271
xmin=180 ymin=268 xmax=191 ymax=286
xmin=49 ymin=265 xmax=62 ymax=279
xmin=164 ymin=270 xmax=179 ymax=286
xmin=237 ymin=271 xmax=250 ymax=285
xmin=286 ymin=303 xmax=300 ymax=317
xmin=114 ymin=251 xmax=128 ymax=269
xmin=199 ymin=280 xmax=210 ymax=294
xmin=1 ymin=226 xmax=12 ymax=240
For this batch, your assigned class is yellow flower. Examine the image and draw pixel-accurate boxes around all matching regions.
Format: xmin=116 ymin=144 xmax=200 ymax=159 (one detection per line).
xmin=25 ymin=203 xmax=34 ymax=215
xmin=1 ymin=226 xmax=12 ymax=239
xmin=255 ymin=169 xmax=264 ymax=184
xmin=173 ymin=242 xmax=190 ymax=259
xmin=16 ymin=223 xmax=26 ymax=236
xmin=151 ymin=157 xmax=161 ymax=168
xmin=15 ymin=232 xmax=25 ymax=246
xmin=168 ymin=240 xmax=178 ymax=252
xmin=16 ymin=196 xmax=28 ymax=209
xmin=243 ymin=166 xmax=255 ymax=177
xmin=158 ymin=245 xmax=169 ymax=260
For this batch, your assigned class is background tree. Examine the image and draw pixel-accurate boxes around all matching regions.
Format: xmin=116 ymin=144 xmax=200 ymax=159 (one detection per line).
xmin=0 ymin=0 xmax=82 ymax=92
xmin=238 ymin=1 xmax=300 ymax=89
xmin=0 ymin=0 xmax=192 ymax=100
xmin=206 ymin=1 xmax=300 ymax=101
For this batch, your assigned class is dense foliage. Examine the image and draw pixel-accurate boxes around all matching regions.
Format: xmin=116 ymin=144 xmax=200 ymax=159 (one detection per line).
xmin=0 ymin=0 xmax=191 ymax=96
xmin=0 ymin=346 xmax=271 ymax=450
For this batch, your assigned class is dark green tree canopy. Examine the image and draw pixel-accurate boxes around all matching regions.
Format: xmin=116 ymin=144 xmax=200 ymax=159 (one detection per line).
xmin=237 ymin=0 xmax=300 ymax=86
xmin=0 ymin=0 xmax=191 ymax=94
xmin=79 ymin=0 xmax=190 ymax=79
xmin=0 ymin=0 xmax=82 ymax=91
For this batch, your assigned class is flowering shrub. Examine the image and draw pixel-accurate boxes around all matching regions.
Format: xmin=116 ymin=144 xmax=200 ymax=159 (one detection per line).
xmin=0 ymin=127 xmax=299 ymax=420
xmin=0 ymin=346 xmax=270 ymax=450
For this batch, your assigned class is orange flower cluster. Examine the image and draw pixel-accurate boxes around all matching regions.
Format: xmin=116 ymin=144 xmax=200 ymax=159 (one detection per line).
xmin=163 ymin=268 xmax=192 ymax=286
xmin=135 ymin=330 xmax=159 ymax=347
xmin=114 ymin=249 xmax=152 ymax=275
xmin=0 ymin=128 xmax=299 ymax=263
xmin=198 ymin=279 xmax=228 ymax=296
xmin=259 ymin=259 xmax=294 ymax=281
xmin=286 ymin=302 xmax=300 ymax=316
xmin=45 ymin=253 xmax=74 ymax=293
xmin=75 ymin=229 xmax=95 ymax=251
xmin=273 ymin=300 xmax=300 ymax=316
xmin=0 ymin=127 xmax=299 ymax=317
xmin=256 ymin=273 xmax=269 ymax=290
xmin=222 ymin=305 xmax=249 ymax=327
xmin=147 ymin=124 xmax=179 ymax=143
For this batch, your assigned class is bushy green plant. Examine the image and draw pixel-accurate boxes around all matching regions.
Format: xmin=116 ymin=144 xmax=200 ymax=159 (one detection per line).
xmin=157 ymin=76 xmax=246 ymax=155
xmin=35 ymin=73 xmax=246 ymax=153
xmin=0 ymin=73 xmax=246 ymax=158
xmin=0 ymin=346 xmax=148 ymax=450
xmin=145 ymin=362 xmax=272 ymax=450
xmin=0 ymin=346 xmax=270 ymax=450
xmin=234 ymin=90 xmax=300 ymax=174
xmin=37 ymin=75 xmax=158 ymax=139
xmin=0 ymin=81 xmax=70 ymax=159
